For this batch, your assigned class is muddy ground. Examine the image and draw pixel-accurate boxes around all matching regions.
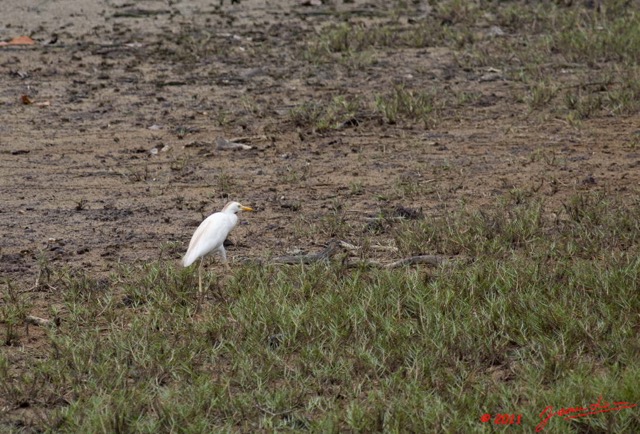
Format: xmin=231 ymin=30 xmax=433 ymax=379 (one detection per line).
xmin=1 ymin=0 xmax=639 ymax=282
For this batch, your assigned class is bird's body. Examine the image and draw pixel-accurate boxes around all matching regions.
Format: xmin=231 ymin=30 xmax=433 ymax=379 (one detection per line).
xmin=182 ymin=201 xmax=253 ymax=308
xmin=183 ymin=201 xmax=253 ymax=267
xmin=182 ymin=211 xmax=238 ymax=267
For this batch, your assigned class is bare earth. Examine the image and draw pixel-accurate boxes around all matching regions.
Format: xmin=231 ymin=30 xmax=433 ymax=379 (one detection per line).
xmin=1 ymin=2 xmax=639 ymax=291
xmin=2 ymin=0 xmax=640 ymax=430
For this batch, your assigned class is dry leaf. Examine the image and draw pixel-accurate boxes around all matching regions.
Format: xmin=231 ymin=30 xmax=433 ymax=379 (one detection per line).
xmin=21 ymin=95 xmax=51 ymax=107
xmin=215 ymin=137 xmax=253 ymax=150
xmin=0 ymin=36 xmax=35 ymax=47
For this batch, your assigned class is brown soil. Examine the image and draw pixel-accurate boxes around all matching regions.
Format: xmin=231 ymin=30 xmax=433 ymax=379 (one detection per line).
xmin=1 ymin=2 xmax=639 ymax=295
xmin=2 ymin=1 xmax=640 ymax=429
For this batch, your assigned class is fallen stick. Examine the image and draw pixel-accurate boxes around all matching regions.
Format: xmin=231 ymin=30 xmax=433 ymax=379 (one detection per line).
xmin=271 ymin=240 xmax=342 ymax=264
xmin=381 ymin=255 xmax=449 ymax=268
xmin=337 ymin=240 xmax=398 ymax=252
xmin=241 ymin=238 xmax=464 ymax=268
xmin=342 ymin=256 xmax=446 ymax=269
xmin=267 ymin=241 xmax=458 ymax=268
xmin=215 ymin=137 xmax=253 ymax=150
xmin=25 ymin=315 xmax=52 ymax=327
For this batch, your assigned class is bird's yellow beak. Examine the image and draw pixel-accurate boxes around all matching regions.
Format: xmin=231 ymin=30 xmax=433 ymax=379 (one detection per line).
xmin=240 ymin=205 xmax=254 ymax=212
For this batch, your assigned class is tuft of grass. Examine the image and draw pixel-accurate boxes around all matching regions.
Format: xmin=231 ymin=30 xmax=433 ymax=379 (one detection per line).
xmin=289 ymin=96 xmax=363 ymax=133
xmin=215 ymin=171 xmax=235 ymax=196
xmin=526 ymin=80 xmax=559 ymax=111
xmin=0 ymin=281 xmax=32 ymax=346
xmin=375 ymin=85 xmax=438 ymax=128
xmin=349 ymin=181 xmax=364 ymax=196
xmin=393 ymin=174 xmax=433 ymax=199
xmin=308 ymin=23 xmax=394 ymax=56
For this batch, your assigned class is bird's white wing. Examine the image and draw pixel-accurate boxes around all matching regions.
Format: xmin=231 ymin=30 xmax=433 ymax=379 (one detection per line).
xmin=182 ymin=212 xmax=238 ymax=267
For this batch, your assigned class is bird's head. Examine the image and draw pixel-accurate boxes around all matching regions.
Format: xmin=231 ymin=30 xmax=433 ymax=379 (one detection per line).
xmin=222 ymin=201 xmax=254 ymax=214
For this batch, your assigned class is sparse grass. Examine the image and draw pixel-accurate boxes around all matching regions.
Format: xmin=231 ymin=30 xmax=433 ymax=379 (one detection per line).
xmin=124 ymin=164 xmax=152 ymax=183
xmin=393 ymin=174 xmax=429 ymax=199
xmin=153 ymin=26 xmax=228 ymax=64
xmin=523 ymin=5 xmax=640 ymax=117
xmin=522 ymin=66 xmax=640 ymax=120
xmin=349 ymin=181 xmax=364 ymax=196
xmin=394 ymin=192 xmax=640 ymax=260
xmin=289 ymin=96 xmax=363 ymax=133
xmin=3 ymin=192 xmax=640 ymax=432
xmin=299 ymin=2 xmax=640 ymax=122
xmin=0 ymin=281 xmax=31 ymax=346
xmin=215 ymin=171 xmax=234 ymax=195
xmin=304 ymin=15 xmax=474 ymax=65
xmin=306 ymin=23 xmax=395 ymax=56
xmin=277 ymin=162 xmax=312 ymax=185
xmin=551 ymin=9 xmax=640 ymax=65
xmin=561 ymin=68 xmax=640 ymax=120
xmin=526 ymin=80 xmax=559 ymax=111
xmin=375 ymin=85 xmax=438 ymax=128
xmin=289 ymin=87 xmax=440 ymax=132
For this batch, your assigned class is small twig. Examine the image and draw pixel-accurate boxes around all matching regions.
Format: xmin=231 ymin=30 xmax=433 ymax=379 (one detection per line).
xmin=364 ymin=216 xmax=406 ymax=221
xmin=255 ymin=403 xmax=294 ymax=417
xmin=25 ymin=315 xmax=52 ymax=327
xmin=228 ymin=135 xmax=269 ymax=143
xmin=215 ymin=137 xmax=253 ymax=150
xmin=373 ymin=244 xmax=399 ymax=252
xmin=20 ymin=282 xmax=59 ymax=293
xmin=345 ymin=255 xmax=454 ymax=269
xmin=384 ymin=255 xmax=449 ymax=268
xmin=557 ymin=81 xmax=619 ymax=91
xmin=337 ymin=241 xmax=398 ymax=252
xmin=247 ymin=240 xmax=465 ymax=269
xmin=337 ymin=240 xmax=359 ymax=250
xmin=271 ymin=240 xmax=342 ymax=264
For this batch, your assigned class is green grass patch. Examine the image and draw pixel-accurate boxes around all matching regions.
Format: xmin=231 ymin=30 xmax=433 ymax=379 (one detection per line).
xmin=375 ymin=85 xmax=438 ymax=128
xmin=551 ymin=8 xmax=640 ymax=65
xmin=2 ymin=193 xmax=640 ymax=432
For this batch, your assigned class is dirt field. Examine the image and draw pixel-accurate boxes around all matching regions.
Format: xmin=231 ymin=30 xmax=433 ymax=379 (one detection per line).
xmin=2 ymin=0 xmax=639 ymax=282
xmin=2 ymin=1 xmax=640 ymax=430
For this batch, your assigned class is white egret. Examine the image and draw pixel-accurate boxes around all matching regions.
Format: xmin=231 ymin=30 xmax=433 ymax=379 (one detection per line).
xmin=183 ymin=201 xmax=254 ymax=302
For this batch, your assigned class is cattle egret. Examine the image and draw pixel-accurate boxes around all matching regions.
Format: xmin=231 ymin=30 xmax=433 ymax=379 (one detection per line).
xmin=183 ymin=201 xmax=253 ymax=302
